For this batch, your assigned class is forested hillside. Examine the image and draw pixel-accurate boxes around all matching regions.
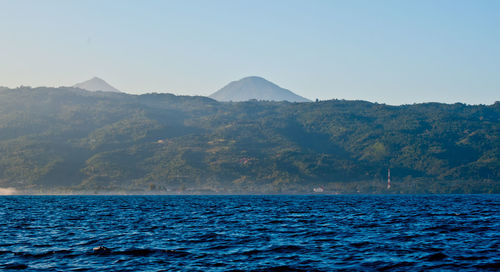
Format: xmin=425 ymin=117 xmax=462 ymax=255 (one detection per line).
xmin=0 ymin=87 xmax=499 ymax=194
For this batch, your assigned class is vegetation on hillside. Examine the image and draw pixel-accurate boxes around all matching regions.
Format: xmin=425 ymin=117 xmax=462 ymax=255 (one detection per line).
xmin=0 ymin=87 xmax=498 ymax=193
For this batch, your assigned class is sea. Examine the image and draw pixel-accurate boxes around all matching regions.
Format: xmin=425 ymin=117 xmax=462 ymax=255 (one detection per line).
xmin=0 ymin=195 xmax=498 ymax=271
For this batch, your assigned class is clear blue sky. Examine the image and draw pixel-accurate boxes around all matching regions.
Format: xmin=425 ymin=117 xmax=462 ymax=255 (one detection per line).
xmin=0 ymin=0 xmax=498 ymax=105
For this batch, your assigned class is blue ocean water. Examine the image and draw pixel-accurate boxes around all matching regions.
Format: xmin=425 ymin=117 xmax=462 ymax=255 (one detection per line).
xmin=0 ymin=195 xmax=499 ymax=271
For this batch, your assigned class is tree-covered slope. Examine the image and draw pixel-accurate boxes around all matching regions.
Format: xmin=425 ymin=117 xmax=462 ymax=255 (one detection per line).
xmin=0 ymin=87 xmax=498 ymax=193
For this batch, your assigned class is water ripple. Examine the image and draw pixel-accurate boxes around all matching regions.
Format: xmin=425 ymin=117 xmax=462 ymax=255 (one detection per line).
xmin=0 ymin=195 xmax=498 ymax=271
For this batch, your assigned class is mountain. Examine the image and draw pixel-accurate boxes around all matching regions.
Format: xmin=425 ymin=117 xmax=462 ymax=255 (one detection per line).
xmin=210 ymin=76 xmax=311 ymax=102
xmin=73 ymin=77 xmax=121 ymax=93
xmin=0 ymin=87 xmax=498 ymax=194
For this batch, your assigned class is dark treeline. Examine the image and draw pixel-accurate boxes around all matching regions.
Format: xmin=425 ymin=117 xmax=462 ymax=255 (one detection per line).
xmin=0 ymin=87 xmax=499 ymax=194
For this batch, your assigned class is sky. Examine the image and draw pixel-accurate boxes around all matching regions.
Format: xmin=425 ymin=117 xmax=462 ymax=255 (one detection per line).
xmin=0 ymin=0 xmax=498 ymax=105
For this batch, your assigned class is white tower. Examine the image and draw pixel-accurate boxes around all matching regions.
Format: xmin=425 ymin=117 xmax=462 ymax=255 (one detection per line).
xmin=387 ymin=168 xmax=391 ymax=189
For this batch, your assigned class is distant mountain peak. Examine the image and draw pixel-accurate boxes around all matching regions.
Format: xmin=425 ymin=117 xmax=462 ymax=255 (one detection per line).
xmin=242 ymin=76 xmax=267 ymax=81
xmin=73 ymin=77 xmax=121 ymax=93
xmin=209 ymin=76 xmax=311 ymax=102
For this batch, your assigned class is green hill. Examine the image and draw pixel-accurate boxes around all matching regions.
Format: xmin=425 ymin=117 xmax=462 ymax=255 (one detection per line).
xmin=0 ymin=87 xmax=499 ymax=194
